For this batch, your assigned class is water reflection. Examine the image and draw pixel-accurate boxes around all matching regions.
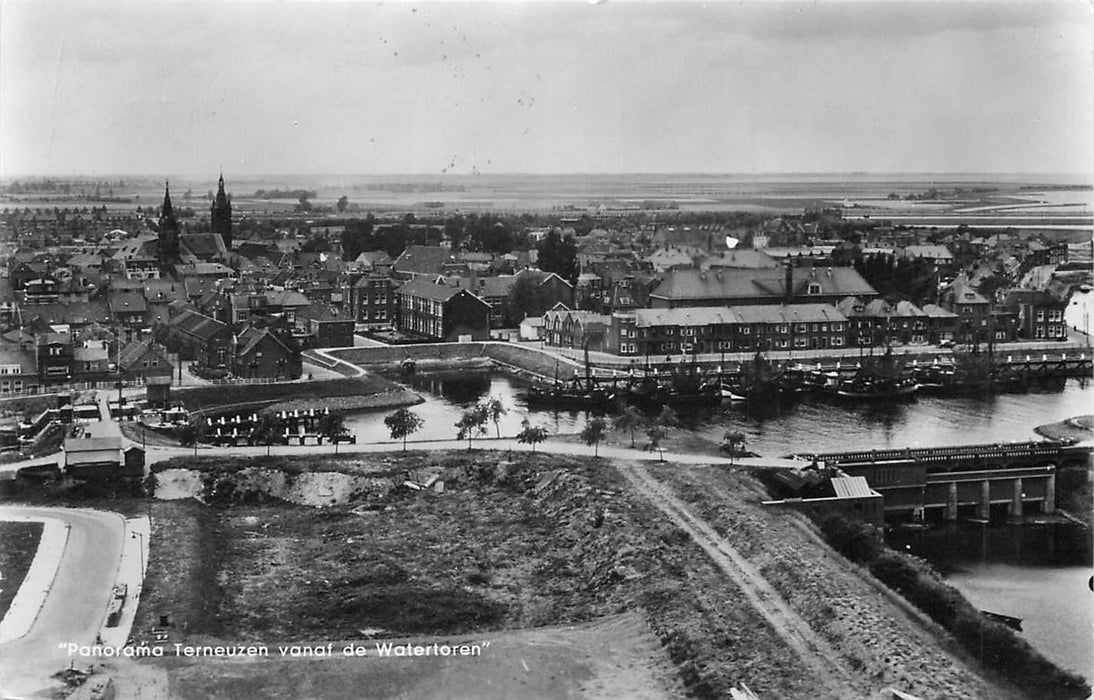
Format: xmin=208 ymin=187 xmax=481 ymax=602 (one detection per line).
xmin=347 ymin=370 xmax=1093 ymax=454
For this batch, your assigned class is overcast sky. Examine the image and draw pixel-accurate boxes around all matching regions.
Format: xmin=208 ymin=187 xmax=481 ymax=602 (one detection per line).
xmin=1 ymin=1 xmax=1091 ymax=177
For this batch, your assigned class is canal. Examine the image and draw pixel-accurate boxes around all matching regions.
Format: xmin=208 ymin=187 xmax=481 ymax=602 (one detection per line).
xmin=344 ymin=372 xmax=1092 ymax=679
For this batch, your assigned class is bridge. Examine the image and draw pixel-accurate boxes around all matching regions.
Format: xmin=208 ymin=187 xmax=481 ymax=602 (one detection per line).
xmin=797 ymin=440 xmax=1091 ymax=521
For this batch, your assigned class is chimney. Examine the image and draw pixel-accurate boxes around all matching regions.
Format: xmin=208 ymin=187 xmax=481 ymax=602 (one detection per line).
xmin=785 ymin=261 xmax=793 ymax=302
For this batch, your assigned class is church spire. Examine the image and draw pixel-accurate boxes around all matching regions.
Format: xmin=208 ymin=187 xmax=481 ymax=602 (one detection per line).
xmin=158 ymin=180 xmax=180 ymax=269
xmin=211 ymin=172 xmax=233 ymax=249
xmin=161 ymin=180 xmax=176 ymax=223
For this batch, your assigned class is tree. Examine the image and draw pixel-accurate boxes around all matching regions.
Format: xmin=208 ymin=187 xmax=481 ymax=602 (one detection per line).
xmin=295 ymin=194 xmax=313 ymax=212
xmin=178 ymin=415 xmax=208 ymax=447
xmin=646 ymin=407 xmax=678 ymax=462
xmin=516 ymin=419 xmax=549 ymax=452
xmin=645 ymin=423 xmax=667 ymax=462
xmin=384 ymin=407 xmax=424 ymax=451
xmin=455 ymin=404 xmax=489 ymax=451
xmin=444 ymin=214 xmax=467 ymax=252
xmin=505 ymin=274 xmax=552 ymax=325
xmin=536 ymin=229 xmax=579 ymax=283
xmin=656 ymin=406 xmax=679 ymax=429
xmin=317 ymin=410 xmax=346 ymax=439
xmin=722 ymin=430 xmax=747 ymax=461
xmin=483 ymin=397 xmax=507 ymax=438
xmin=613 ymin=406 xmax=644 ymax=448
xmin=251 ymin=413 xmax=285 ymax=456
xmin=581 ymin=416 xmax=608 ymax=457
xmin=336 ymin=195 xmax=349 ymax=213
xmin=341 ymin=215 xmax=376 ymax=262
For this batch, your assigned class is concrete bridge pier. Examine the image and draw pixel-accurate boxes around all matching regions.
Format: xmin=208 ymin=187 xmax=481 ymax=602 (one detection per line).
xmin=976 ymin=480 xmax=991 ymax=520
xmin=1045 ymin=471 xmax=1056 ymax=514
xmin=945 ymin=481 xmax=958 ymax=521
xmin=1008 ymin=477 xmax=1024 ymax=523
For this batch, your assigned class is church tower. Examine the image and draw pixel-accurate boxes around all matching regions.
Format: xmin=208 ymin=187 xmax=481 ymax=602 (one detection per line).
xmin=158 ymin=181 xmax=180 ymax=268
xmin=211 ymin=173 xmax=233 ymax=249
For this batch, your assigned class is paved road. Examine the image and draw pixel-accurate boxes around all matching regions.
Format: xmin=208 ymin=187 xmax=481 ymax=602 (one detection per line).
xmin=0 ymin=507 xmax=125 ymax=699
xmin=131 ymin=436 xmax=803 ymax=469
xmin=0 ymin=433 xmax=805 ymax=478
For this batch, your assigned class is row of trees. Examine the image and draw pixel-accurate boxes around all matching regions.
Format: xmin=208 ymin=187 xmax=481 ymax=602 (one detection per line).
xmin=178 ymin=400 xmax=748 ymax=462
xmin=853 ymin=253 xmax=940 ymax=305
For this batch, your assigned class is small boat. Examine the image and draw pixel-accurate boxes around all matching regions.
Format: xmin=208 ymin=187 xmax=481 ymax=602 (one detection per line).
xmin=720 ymin=387 xmax=746 ymax=402
xmin=980 ymin=610 xmax=1023 ymax=631
xmin=826 ymin=348 xmax=918 ymax=400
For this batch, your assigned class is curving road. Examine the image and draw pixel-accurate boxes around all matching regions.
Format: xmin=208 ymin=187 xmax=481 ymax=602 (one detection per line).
xmin=0 ymin=507 xmax=125 ymax=699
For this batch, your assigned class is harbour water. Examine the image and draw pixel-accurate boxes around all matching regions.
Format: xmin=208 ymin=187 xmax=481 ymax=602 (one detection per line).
xmin=344 ymin=372 xmax=1092 ymax=678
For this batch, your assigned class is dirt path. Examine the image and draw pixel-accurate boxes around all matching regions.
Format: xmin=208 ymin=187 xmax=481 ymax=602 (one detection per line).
xmin=617 ymin=461 xmax=863 ymax=700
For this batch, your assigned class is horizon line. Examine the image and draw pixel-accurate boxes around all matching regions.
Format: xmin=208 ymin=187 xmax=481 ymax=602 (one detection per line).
xmin=1 ymin=171 xmax=1091 ymax=181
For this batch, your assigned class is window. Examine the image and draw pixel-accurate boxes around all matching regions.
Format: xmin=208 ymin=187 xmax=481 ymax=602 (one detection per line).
xmin=807 ymin=282 xmax=822 ymax=295
xmin=794 ymin=337 xmax=808 ymax=348
xmin=831 ymin=336 xmax=844 ymax=347
xmin=776 ymin=324 xmax=789 ymax=334
xmin=795 ymin=323 xmax=808 ymax=333
xmin=741 ymin=326 xmax=750 ymax=335
xmin=776 ymin=340 xmax=788 ymax=349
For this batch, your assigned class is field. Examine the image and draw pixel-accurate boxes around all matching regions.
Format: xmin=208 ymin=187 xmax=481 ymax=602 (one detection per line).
xmin=0 ymin=521 xmax=44 ymax=619
xmin=118 ymin=451 xmax=1048 ymax=700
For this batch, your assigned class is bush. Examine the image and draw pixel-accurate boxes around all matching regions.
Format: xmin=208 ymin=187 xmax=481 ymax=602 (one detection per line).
xmin=816 ymin=512 xmax=881 ymax=563
xmin=812 ymin=513 xmax=1091 ymax=699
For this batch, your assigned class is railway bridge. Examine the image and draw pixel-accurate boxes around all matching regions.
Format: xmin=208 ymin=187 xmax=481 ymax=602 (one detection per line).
xmin=798 ymin=441 xmax=1091 ymax=521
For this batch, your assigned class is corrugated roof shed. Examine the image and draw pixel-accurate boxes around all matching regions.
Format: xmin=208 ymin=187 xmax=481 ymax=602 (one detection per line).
xmin=831 ymin=475 xmax=876 ymax=499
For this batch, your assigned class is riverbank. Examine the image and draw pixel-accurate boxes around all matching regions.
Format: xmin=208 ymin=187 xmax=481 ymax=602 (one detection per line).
xmin=176 ymin=375 xmax=408 ymax=416
xmin=1035 ymin=414 xmax=1094 ymax=442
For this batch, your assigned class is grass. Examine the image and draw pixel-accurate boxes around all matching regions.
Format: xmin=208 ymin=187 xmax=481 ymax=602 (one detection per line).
xmin=816 ymin=511 xmax=1090 ymax=700
xmin=0 ymin=521 xmax=44 ymax=619
xmin=175 ymin=375 xmax=400 ymax=413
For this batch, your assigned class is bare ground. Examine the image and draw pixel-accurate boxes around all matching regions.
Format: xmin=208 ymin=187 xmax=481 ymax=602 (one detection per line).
xmin=112 ymin=452 xmax=1024 ymax=699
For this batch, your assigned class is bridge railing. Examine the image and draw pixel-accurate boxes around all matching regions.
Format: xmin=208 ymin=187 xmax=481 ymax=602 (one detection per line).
xmin=804 ymin=440 xmax=1068 ymax=464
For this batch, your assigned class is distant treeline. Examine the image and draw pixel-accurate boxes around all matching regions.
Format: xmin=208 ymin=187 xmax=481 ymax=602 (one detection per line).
xmin=364 ymin=183 xmax=467 ymax=193
xmin=252 ymin=189 xmax=317 ymax=200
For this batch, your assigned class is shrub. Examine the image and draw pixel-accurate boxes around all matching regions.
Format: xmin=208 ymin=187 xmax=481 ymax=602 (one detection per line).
xmin=816 ymin=512 xmax=881 ymax=563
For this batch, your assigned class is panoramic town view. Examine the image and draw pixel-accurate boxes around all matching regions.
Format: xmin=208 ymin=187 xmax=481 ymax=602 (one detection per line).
xmin=0 ymin=2 xmax=1091 ymax=700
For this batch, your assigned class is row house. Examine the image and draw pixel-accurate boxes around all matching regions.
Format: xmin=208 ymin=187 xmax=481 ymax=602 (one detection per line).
xmin=231 ymin=326 xmax=302 ymax=380
xmin=36 ymin=332 xmax=75 ymax=381
xmin=603 ymin=303 xmax=852 ymax=357
xmin=835 ymin=297 xmax=932 ymax=346
xmin=296 ymin=304 xmax=355 ymax=348
xmin=118 ymin=339 xmax=173 ymax=382
xmin=649 ymin=264 xmax=877 ymax=309
xmin=0 ymin=342 xmax=37 ymax=395
xmin=541 ymin=308 xmax=611 ymax=353
xmin=349 ymin=273 xmax=396 ymax=328
xmin=1005 ymin=289 xmax=1069 ymax=341
xmin=160 ymin=307 xmax=234 ymax=368
xmin=919 ymin=304 xmax=959 ymax=344
xmin=395 ymin=277 xmax=489 ymax=341
xmin=941 ymin=279 xmax=992 ymax=345
xmin=725 ymin=304 xmax=850 ymax=352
